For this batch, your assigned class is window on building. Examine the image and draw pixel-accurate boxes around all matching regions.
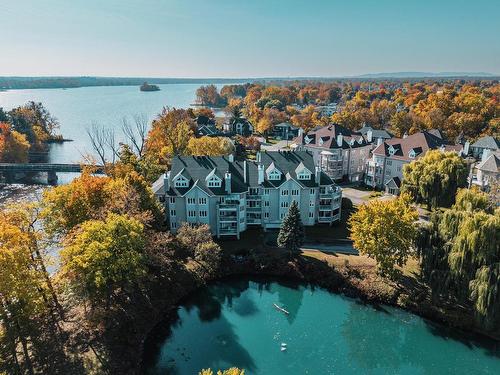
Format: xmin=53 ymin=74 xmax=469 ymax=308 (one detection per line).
xmin=249 ymin=188 xmax=259 ymax=195
xmin=171 ymin=221 xmax=177 ymax=229
xmin=309 ymin=212 xmax=314 ymax=218
xmin=281 ymin=201 xmax=289 ymax=208
xmin=207 ymin=176 xmax=221 ymax=187
xmin=291 ymin=189 xmax=299 ymax=196
xmin=386 ymin=160 xmax=392 ymax=166
xmin=199 ymin=197 xmax=207 ymax=205
xmin=169 ymin=197 xmax=176 ymax=204
xmin=280 ymin=213 xmax=285 ymax=219
xmin=199 ymin=210 xmax=207 ymax=217
xmin=218 ymin=197 xmax=225 ymax=203
xmin=310 ymin=201 xmax=314 ymax=207
xmin=264 ymin=200 xmax=270 ymax=207
xmin=188 ymin=210 xmax=196 ymax=217
xmin=310 ymin=188 xmax=315 ymax=195
xmin=170 ymin=209 xmax=176 ymax=216
xmin=281 ymin=189 xmax=289 ymax=196
xmin=268 ymin=170 xmax=281 ymax=180
xmin=297 ymin=170 xmax=311 ymax=180
xmin=187 ymin=198 xmax=196 ymax=205
xmin=264 ymin=212 xmax=269 ymax=219
xmin=264 ymin=189 xmax=270 ymax=195
xmin=174 ymin=177 xmax=189 ymax=188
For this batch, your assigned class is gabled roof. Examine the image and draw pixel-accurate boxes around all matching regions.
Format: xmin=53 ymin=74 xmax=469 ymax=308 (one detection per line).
xmin=471 ymin=136 xmax=500 ymax=150
xmin=372 ymin=131 xmax=462 ymax=162
xmin=385 ymin=177 xmax=401 ymax=188
xmin=477 ymin=154 xmax=500 ymax=173
xmin=166 ymin=151 xmax=335 ymax=196
xmin=294 ymin=124 xmax=370 ymax=150
xmin=357 ymin=125 xmax=393 ymax=140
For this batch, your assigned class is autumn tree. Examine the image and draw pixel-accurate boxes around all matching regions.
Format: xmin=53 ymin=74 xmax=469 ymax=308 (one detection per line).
xmin=277 ymin=201 xmax=304 ymax=257
xmin=0 ymin=122 xmax=30 ymax=163
xmin=145 ymin=107 xmax=195 ymax=164
xmin=401 ymin=150 xmax=468 ymax=209
xmin=187 ymin=136 xmax=234 ymax=156
xmin=349 ymin=194 xmax=418 ymax=278
xmin=7 ymin=102 xmax=59 ymax=152
xmin=60 ymin=213 xmax=146 ymax=304
xmin=42 ymin=169 xmax=163 ymax=234
xmin=195 ymin=85 xmax=225 ymax=107
xmin=291 ymin=105 xmax=324 ymax=133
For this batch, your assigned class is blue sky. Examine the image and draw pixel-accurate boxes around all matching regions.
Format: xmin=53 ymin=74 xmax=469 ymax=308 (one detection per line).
xmin=2 ymin=0 xmax=499 ymax=77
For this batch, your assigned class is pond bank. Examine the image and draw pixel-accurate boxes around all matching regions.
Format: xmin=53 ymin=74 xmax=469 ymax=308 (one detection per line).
xmin=113 ymin=250 xmax=499 ymax=375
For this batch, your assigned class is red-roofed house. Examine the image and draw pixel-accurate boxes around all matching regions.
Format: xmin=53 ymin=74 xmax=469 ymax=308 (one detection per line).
xmin=364 ymin=131 xmax=463 ymax=194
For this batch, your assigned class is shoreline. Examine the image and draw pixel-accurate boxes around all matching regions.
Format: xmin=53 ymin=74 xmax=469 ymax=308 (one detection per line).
xmin=123 ymin=252 xmax=499 ymax=375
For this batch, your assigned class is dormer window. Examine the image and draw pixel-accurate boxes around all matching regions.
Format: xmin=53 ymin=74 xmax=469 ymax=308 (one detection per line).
xmin=207 ymin=176 xmax=221 ymax=187
xmin=174 ymin=176 xmax=189 ymax=188
xmin=268 ymin=169 xmax=282 ymax=180
xmin=409 ymin=150 xmax=416 ymax=159
xmin=319 ymin=138 xmax=324 ymax=146
xmin=297 ymin=170 xmax=312 ymax=180
xmin=304 ymin=135 xmax=312 ymax=144
xmin=388 ymin=145 xmax=396 ymax=156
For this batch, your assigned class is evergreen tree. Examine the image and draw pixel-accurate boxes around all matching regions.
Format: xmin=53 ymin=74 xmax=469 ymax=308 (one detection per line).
xmin=277 ymin=200 xmax=304 ymax=257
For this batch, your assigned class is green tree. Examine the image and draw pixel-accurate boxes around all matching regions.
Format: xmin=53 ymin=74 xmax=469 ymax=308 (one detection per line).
xmin=416 ymin=188 xmax=500 ymax=331
xmin=401 ymin=150 xmax=468 ymax=209
xmin=349 ymin=194 xmax=418 ymax=278
xmin=277 ymin=200 xmax=304 ymax=257
xmin=60 ymin=214 xmax=146 ymax=304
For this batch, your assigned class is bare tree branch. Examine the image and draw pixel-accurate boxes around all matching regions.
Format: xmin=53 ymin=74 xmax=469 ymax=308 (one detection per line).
xmin=121 ymin=114 xmax=148 ymax=157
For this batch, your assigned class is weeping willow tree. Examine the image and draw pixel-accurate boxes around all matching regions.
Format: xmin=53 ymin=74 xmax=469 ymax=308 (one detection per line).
xmin=416 ymin=188 xmax=500 ymax=331
xmin=401 ymin=150 xmax=468 ymax=209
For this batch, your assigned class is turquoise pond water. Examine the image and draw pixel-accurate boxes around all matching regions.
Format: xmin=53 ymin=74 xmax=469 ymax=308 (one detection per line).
xmin=143 ymin=278 xmax=500 ymax=375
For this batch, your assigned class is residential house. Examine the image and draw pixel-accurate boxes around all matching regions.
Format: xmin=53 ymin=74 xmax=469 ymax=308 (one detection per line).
xmin=293 ymin=124 xmax=380 ymax=182
xmin=364 ymin=131 xmax=463 ymax=195
xmin=195 ymin=115 xmax=223 ymax=137
xmin=223 ymin=117 xmax=253 ymax=136
xmin=470 ymin=135 xmax=500 ymax=159
xmin=473 ymin=150 xmax=499 ymax=190
xmin=153 ymin=151 xmax=342 ymax=238
xmin=315 ymin=103 xmax=338 ymax=117
xmin=273 ymin=122 xmax=300 ymax=140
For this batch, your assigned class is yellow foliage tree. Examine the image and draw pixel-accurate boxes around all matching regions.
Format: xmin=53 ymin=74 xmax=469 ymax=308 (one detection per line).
xmin=349 ymin=194 xmax=418 ymax=278
xmin=187 ymin=136 xmax=234 ymax=156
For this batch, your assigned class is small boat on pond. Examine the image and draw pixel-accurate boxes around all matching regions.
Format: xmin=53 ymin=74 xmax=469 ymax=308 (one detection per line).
xmin=273 ymin=303 xmax=289 ymax=315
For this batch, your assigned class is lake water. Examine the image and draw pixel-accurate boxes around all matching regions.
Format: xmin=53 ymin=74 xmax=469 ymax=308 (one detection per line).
xmin=0 ymin=83 xmax=230 ymax=164
xmin=143 ymin=278 xmax=500 ymax=375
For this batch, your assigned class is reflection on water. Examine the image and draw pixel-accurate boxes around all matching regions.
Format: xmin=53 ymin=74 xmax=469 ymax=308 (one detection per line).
xmin=143 ymin=277 xmax=500 ymax=375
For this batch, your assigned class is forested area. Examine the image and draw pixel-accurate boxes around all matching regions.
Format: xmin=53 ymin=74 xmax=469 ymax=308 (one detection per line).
xmin=198 ymin=79 xmax=499 ymax=140
xmin=0 ymin=103 xmax=60 ymax=163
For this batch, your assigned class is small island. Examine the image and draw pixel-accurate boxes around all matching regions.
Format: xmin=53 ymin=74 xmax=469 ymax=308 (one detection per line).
xmin=140 ymin=82 xmax=160 ymax=92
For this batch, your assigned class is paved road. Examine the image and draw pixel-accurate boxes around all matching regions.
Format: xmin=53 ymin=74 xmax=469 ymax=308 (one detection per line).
xmin=260 ymin=139 xmax=291 ymax=151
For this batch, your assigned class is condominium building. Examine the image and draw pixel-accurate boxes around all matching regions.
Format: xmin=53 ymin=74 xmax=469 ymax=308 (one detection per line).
xmin=153 ymin=151 xmax=342 ymax=238
xmin=293 ymin=124 xmax=388 ymax=182
xmin=364 ymin=131 xmax=463 ymax=195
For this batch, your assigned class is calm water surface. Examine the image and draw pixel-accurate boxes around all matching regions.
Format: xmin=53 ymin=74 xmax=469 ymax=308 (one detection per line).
xmin=143 ymin=278 xmax=500 ymax=375
xmin=0 ymin=83 xmax=231 ymax=164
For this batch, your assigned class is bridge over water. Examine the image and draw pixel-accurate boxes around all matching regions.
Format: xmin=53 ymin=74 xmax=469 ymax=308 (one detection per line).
xmin=0 ymin=163 xmax=105 ymax=184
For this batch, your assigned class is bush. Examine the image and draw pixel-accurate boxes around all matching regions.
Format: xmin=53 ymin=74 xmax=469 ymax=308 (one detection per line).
xmin=341 ymin=197 xmax=353 ymax=210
